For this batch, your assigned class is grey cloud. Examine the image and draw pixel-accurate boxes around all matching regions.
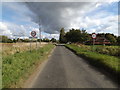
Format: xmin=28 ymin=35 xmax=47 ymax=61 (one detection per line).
xmin=25 ymin=2 xmax=93 ymax=34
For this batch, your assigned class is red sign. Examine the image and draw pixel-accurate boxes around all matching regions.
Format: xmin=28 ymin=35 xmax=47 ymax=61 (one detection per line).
xmin=31 ymin=31 xmax=36 ymax=37
xmin=92 ymin=33 xmax=96 ymax=39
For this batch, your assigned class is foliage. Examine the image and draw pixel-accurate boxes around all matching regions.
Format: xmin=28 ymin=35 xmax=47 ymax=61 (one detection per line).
xmin=37 ymin=39 xmax=42 ymax=42
xmin=22 ymin=39 xmax=30 ymax=42
xmin=105 ymin=33 xmax=117 ymax=45
xmin=0 ymin=36 xmax=13 ymax=43
xmin=42 ymin=38 xmax=50 ymax=42
xmin=117 ymin=36 xmax=120 ymax=45
xmin=50 ymin=38 xmax=57 ymax=42
xmin=66 ymin=44 xmax=120 ymax=73
xmin=13 ymin=39 xmax=16 ymax=43
xmin=2 ymin=44 xmax=54 ymax=88
xmin=59 ymin=28 xmax=67 ymax=43
xmin=65 ymin=28 xmax=90 ymax=43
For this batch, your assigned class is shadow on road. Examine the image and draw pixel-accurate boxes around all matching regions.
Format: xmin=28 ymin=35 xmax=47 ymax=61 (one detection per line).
xmin=65 ymin=46 xmax=119 ymax=87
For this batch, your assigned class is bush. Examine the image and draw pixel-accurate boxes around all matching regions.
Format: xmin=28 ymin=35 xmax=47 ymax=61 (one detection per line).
xmin=94 ymin=46 xmax=119 ymax=57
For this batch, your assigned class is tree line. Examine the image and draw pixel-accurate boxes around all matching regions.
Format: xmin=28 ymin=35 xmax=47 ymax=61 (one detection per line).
xmin=0 ymin=35 xmax=57 ymax=43
xmin=59 ymin=28 xmax=120 ymax=45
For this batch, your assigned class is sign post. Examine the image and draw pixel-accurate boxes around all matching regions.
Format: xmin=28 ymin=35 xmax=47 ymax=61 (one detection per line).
xmin=92 ymin=33 xmax=96 ymax=51
xmin=30 ymin=31 xmax=37 ymax=52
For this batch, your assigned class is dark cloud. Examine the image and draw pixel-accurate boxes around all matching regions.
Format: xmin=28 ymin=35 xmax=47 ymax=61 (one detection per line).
xmin=25 ymin=2 xmax=93 ymax=34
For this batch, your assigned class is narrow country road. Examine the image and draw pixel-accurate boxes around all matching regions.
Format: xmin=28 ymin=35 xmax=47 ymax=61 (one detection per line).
xmin=30 ymin=46 xmax=118 ymax=88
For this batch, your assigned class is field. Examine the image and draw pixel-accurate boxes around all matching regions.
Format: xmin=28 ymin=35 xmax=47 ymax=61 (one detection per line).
xmin=1 ymin=42 xmax=47 ymax=56
xmin=65 ymin=44 xmax=120 ymax=76
xmin=2 ymin=43 xmax=55 ymax=88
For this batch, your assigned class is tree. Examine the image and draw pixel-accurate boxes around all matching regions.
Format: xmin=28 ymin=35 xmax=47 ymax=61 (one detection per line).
xmin=80 ymin=29 xmax=91 ymax=43
xmin=59 ymin=28 xmax=67 ymax=43
xmin=43 ymin=38 xmax=50 ymax=42
xmin=1 ymin=36 xmax=8 ymax=43
xmin=50 ymin=38 xmax=57 ymax=42
xmin=16 ymin=38 xmax=24 ymax=42
xmin=65 ymin=28 xmax=81 ymax=43
xmin=117 ymin=36 xmax=120 ymax=45
xmin=13 ymin=39 xmax=16 ymax=43
xmin=23 ymin=39 xmax=30 ymax=42
xmin=7 ymin=39 xmax=13 ymax=43
xmin=65 ymin=28 xmax=90 ymax=43
xmin=0 ymin=35 xmax=13 ymax=43
xmin=105 ymin=34 xmax=117 ymax=45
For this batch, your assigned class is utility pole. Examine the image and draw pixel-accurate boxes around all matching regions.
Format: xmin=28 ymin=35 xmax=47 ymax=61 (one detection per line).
xmin=39 ymin=17 xmax=41 ymax=45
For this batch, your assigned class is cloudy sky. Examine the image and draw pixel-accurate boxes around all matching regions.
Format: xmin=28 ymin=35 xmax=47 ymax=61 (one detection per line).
xmin=0 ymin=0 xmax=119 ymax=40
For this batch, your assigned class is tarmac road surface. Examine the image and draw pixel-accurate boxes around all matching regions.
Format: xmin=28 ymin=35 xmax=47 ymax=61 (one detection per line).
xmin=30 ymin=46 xmax=118 ymax=88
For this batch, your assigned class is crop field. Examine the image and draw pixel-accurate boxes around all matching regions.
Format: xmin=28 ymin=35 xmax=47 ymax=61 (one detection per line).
xmin=1 ymin=42 xmax=48 ymax=56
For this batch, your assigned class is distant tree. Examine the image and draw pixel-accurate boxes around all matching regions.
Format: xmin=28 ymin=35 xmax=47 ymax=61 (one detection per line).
xmin=0 ymin=35 xmax=13 ymax=43
xmin=43 ymin=38 xmax=50 ymax=42
xmin=0 ymin=36 xmax=1 ymax=42
xmin=117 ymin=36 xmax=120 ymax=45
xmin=7 ymin=39 xmax=13 ymax=43
xmin=23 ymin=39 xmax=30 ymax=42
xmin=65 ymin=28 xmax=90 ymax=43
xmin=13 ymin=39 xmax=16 ymax=43
xmin=1 ymin=36 xmax=8 ymax=43
xmin=37 ymin=39 xmax=42 ymax=42
xmin=50 ymin=38 xmax=57 ymax=42
xmin=16 ymin=38 xmax=23 ymax=42
xmin=81 ymin=29 xmax=91 ymax=43
xmin=105 ymin=34 xmax=117 ymax=45
xmin=65 ymin=28 xmax=81 ymax=43
xmin=59 ymin=28 xmax=67 ymax=43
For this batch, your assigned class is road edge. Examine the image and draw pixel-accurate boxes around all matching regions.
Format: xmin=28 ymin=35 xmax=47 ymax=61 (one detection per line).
xmin=64 ymin=45 xmax=120 ymax=87
xmin=23 ymin=45 xmax=56 ymax=88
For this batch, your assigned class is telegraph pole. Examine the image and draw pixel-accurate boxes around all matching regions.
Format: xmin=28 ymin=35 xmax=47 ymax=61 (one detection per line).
xmin=39 ymin=17 xmax=41 ymax=45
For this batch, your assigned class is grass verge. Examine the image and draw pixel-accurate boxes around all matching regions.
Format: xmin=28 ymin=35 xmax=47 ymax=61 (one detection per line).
xmin=65 ymin=44 xmax=120 ymax=83
xmin=2 ymin=44 xmax=55 ymax=88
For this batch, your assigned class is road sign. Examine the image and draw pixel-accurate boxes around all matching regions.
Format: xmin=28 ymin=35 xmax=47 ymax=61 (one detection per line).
xmin=92 ymin=33 xmax=96 ymax=39
xmin=29 ymin=37 xmax=37 ymax=39
xmin=31 ymin=31 xmax=36 ymax=37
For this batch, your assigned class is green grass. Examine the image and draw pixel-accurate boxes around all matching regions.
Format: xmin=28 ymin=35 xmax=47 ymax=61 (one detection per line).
xmin=2 ymin=44 xmax=55 ymax=88
xmin=65 ymin=44 xmax=120 ymax=73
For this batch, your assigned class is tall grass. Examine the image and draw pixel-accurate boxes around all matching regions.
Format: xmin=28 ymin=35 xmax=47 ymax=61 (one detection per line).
xmin=77 ymin=44 xmax=120 ymax=57
xmin=1 ymin=42 xmax=47 ymax=56
xmin=2 ymin=44 xmax=54 ymax=88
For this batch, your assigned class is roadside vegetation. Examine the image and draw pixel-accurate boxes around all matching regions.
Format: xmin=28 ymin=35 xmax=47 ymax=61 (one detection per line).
xmin=60 ymin=27 xmax=120 ymax=76
xmin=65 ymin=44 xmax=120 ymax=75
xmin=2 ymin=44 xmax=55 ymax=88
xmin=1 ymin=42 xmax=47 ymax=56
xmin=59 ymin=28 xmax=120 ymax=45
xmin=77 ymin=44 xmax=120 ymax=57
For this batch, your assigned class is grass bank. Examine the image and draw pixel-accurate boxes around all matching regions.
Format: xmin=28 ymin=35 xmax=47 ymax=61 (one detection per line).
xmin=77 ymin=44 xmax=120 ymax=57
xmin=65 ymin=44 xmax=120 ymax=81
xmin=2 ymin=44 xmax=55 ymax=88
